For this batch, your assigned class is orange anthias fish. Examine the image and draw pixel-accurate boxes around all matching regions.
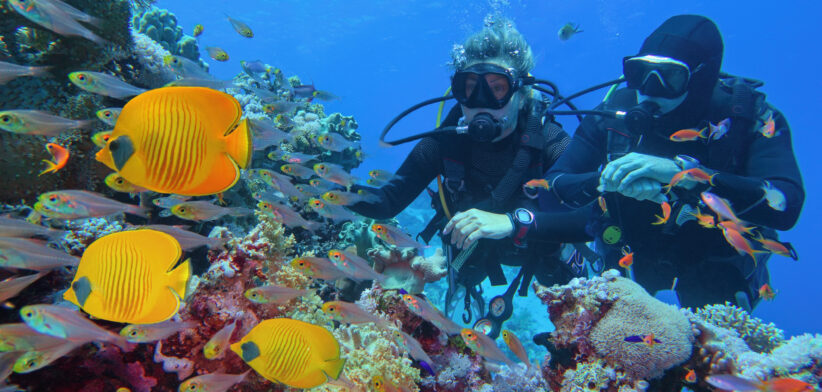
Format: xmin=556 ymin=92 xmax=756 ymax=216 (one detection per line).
xmin=753 ymin=233 xmax=797 ymax=260
xmin=669 ymin=127 xmax=707 ymax=142
xmin=718 ymin=222 xmax=763 ymax=262
xmin=39 ymin=143 xmax=69 ymax=176
xmin=760 ymin=113 xmax=776 ymax=138
xmin=759 ymin=283 xmax=777 ymax=301
xmin=523 ymin=179 xmax=550 ymax=190
xmin=706 ymin=374 xmax=814 ymax=392
xmin=684 ymin=368 xmax=697 ymax=383
xmin=663 ymin=168 xmax=715 ymax=193
xmin=95 ymin=87 xmax=252 ymax=196
xmin=701 ymin=192 xmax=741 ymax=224
xmin=619 ymin=252 xmax=634 ymax=269
xmin=597 ymin=195 xmax=608 ymax=215
xmin=652 ymin=202 xmax=671 ymax=225
xmin=689 ymin=207 xmax=716 ymax=229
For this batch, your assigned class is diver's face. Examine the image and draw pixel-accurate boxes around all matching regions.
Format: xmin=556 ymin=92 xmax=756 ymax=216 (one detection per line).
xmin=637 ymin=91 xmax=687 ymax=115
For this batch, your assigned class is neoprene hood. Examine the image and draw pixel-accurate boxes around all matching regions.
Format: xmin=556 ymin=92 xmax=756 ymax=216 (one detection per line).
xmin=636 ymin=15 xmax=724 ymax=119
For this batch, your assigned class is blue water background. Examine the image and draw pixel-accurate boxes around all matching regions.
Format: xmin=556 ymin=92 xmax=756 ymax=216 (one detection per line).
xmin=157 ymin=0 xmax=822 ymax=336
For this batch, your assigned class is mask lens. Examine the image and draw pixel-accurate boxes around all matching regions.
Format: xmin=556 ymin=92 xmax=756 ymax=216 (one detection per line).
xmin=623 ymin=56 xmax=691 ymax=98
xmin=451 ymin=64 xmax=516 ymax=109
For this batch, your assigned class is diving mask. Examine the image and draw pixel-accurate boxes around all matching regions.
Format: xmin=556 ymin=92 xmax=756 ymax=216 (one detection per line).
xmin=623 ymin=55 xmax=701 ymax=98
xmin=451 ymin=63 xmax=529 ymax=109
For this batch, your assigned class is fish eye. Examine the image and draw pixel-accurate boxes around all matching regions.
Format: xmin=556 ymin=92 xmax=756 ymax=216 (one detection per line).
xmin=24 ymin=311 xmax=32 ymax=317
xmin=116 ymin=178 xmax=124 ymax=185
xmin=129 ymin=330 xmax=138 ymax=336
xmin=77 ymin=74 xmax=86 ymax=81
xmin=48 ymin=196 xmax=57 ymax=202
xmin=188 ymin=383 xmax=199 ymax=391
xmin=0 ymin=115 xmax=10 ymax=123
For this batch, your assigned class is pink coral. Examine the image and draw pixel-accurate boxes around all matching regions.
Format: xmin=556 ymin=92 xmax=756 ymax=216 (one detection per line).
xmin=368 ymin=246 xmax=447 ymax=294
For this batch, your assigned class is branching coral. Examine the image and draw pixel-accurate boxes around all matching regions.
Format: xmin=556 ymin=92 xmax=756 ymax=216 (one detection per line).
xmin=696 ymin=302 xmax=785 ymax=353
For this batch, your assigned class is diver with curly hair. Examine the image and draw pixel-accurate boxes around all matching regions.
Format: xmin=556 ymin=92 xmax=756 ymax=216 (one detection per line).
xmin=350 ymin=18 xmax=592 ymax=338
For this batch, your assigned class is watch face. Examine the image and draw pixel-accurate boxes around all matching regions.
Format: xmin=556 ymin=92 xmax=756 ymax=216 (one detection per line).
xmin=515 ymin=209 xmax=533 ymax=223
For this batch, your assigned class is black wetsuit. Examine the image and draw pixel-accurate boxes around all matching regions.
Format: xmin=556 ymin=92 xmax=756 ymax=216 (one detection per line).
xmin=544 ymin=85 xmax=804 ymax=309
xmin=350 ymin=100 xmax=591 ymax=289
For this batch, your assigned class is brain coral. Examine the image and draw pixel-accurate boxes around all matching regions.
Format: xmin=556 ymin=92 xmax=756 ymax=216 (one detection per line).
xmin=589 ymin=277 xmax=694 ymax=379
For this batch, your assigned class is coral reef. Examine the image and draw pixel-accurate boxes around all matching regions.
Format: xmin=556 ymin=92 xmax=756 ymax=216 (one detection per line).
xmin=534 ymin=270 xmax=693 ymax=390
xmin=369 ymin=246 xmax=447 ymax=294
xmin=131 ymin=6 xmax=198 ymax=60
xmin=696 ymin=301 xmax=785 ymax=353
xmin=60 ymin=217 xmax=125 ymax=255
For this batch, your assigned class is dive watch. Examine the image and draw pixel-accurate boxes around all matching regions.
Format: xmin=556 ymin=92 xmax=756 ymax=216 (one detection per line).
xmin=510 ymin=208 xmax=534 ymax=248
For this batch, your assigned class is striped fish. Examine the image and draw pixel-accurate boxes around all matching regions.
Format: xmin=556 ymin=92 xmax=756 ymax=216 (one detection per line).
xmin=230 ymin=318 xmax=345 ymax=389
xmin=62 ymin=230 xmax=191 ymax=324
xmin=95 ymin=87 xmax=252 ymax=196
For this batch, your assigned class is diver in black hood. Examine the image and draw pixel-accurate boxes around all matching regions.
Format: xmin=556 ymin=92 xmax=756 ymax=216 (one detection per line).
xmin=544 ymin=15 xmax=804 ymax=311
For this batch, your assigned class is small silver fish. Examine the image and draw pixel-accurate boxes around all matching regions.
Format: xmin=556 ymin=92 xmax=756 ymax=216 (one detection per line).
xmin=244 ymin=285 xmax=309 ymax=304
xmin=120 ymin=320 xmax=196 ymax=343
xmin=762 ymin=182 xmax=786 ymax=211
xmin=163 ymin=55 xmax=211 ymax=79
xmin=69 ymin=71 xmax=147 ymax=99
xmin=316 ymin=133 xmax=359 ymax=152
xmin=178 ymin=370 xmax=250 ymax=392
xmin=7 ymin=0 xmax=106 ymax=44
xmin=0 ymin=61 xmax=50 ymax=84
xmin=226 ymin=15 xmax=253 ymax=38
xmin=0 ymin=217 xmax=64 ymax=239
xmin=313 ymin=162 xmax=357 ymax=188
xmin=0 ymin=110 xmax=93 ymax=136
xmin=164 ymin=77 xmax=234 ymax=89
xmin=95 ymin=107 xmax=121 ymax=126
xmin=558 ymin=23 xmax=583 ymax=41
xmin=0 ymin=238 xmax=79 ymax=271
xmin=171 ymin=201 xmax=252 ymax=221
xmin=0 ymin=273 xmax=46 ymax=303
xmin=143 ymin=225 xmax=227 ymax=250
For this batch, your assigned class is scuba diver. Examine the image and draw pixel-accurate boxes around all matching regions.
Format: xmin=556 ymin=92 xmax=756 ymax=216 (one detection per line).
xmin=349 ymin=18 xmax=592 ymax=338
xmin=543 ymin=15 xmax=804 ymax=312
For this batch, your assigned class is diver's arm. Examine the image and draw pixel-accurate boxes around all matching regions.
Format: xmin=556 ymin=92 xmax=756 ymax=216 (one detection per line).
xmin=530 ymin=208 xmax=593 ymax=242
xmin=348 ymin=137 xmax=442 ymax=220
xmin=543 ymin=115 xmax=607 ymax=209
xmin=706 ymin=109 xmax=804 ymax=230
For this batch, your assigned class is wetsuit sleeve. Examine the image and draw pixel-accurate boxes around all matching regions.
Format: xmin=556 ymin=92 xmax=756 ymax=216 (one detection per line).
xmin=530 ymin=208 xmax=593 ymax=242
xmin=706 ymin=107 xmax=804 ymax=231
xmin=543 ymin=113 xmax=607 ymax=209
xmin=348 ymin=137 xmax=442 ymax=220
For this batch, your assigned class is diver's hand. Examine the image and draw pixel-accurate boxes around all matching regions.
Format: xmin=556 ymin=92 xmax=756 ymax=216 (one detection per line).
xmin=609 ymin=177 xmax=668 ymax=203
xmin=599 ymin=152 xmax=680 ymax=192
xmin=442 ymin=208 xmax=514 ymax=249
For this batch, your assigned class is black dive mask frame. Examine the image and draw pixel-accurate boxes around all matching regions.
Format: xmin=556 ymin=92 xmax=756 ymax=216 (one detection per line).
xmin=379 ymin=76 xmax=582 ymax=147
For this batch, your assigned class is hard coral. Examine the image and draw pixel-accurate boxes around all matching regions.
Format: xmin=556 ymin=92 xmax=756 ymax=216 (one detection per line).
xmin=369 ymin=246 xmax=447 ymax=294
xmin=696 ymin=302 xmax=784 ymax=353
xmin=131 ymin=6 xmax=198 ymax=60
xmin=588 ymin=277 xmax=694 ymax=379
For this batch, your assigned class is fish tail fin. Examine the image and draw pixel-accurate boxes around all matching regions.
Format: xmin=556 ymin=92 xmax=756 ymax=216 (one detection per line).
xmin=698 ymin=127 xmax=708 ymax=138
xmin=228 ymin=207 xmax=252 ymax=217
xmin=651 ymin=215 xmax=666 ymax=225
xmin=127 ymin=204 xmax=149 ymax=218
xmin=167 ymin=258 xmax=192 ymax=299
xmin=29 ymin=66 xmax=51 ymax=78
xmin=322 ymin=357 xmax=346 ymax=380
xmin=662 ymin=184 xmax=672 ymax=194
xmin=38 ymin=160 xmax=57 ymax=176
xmin=225 ymin=118 xmax=252 ymax=169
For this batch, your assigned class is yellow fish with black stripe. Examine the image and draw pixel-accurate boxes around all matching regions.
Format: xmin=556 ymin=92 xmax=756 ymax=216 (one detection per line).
xmin=62 ymin=230 xmax=191 ymax=324
xmin=95 ymin=86 xmax=252 ymax=196
xmin=230 ymin=318 xmax=345 ymax=389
